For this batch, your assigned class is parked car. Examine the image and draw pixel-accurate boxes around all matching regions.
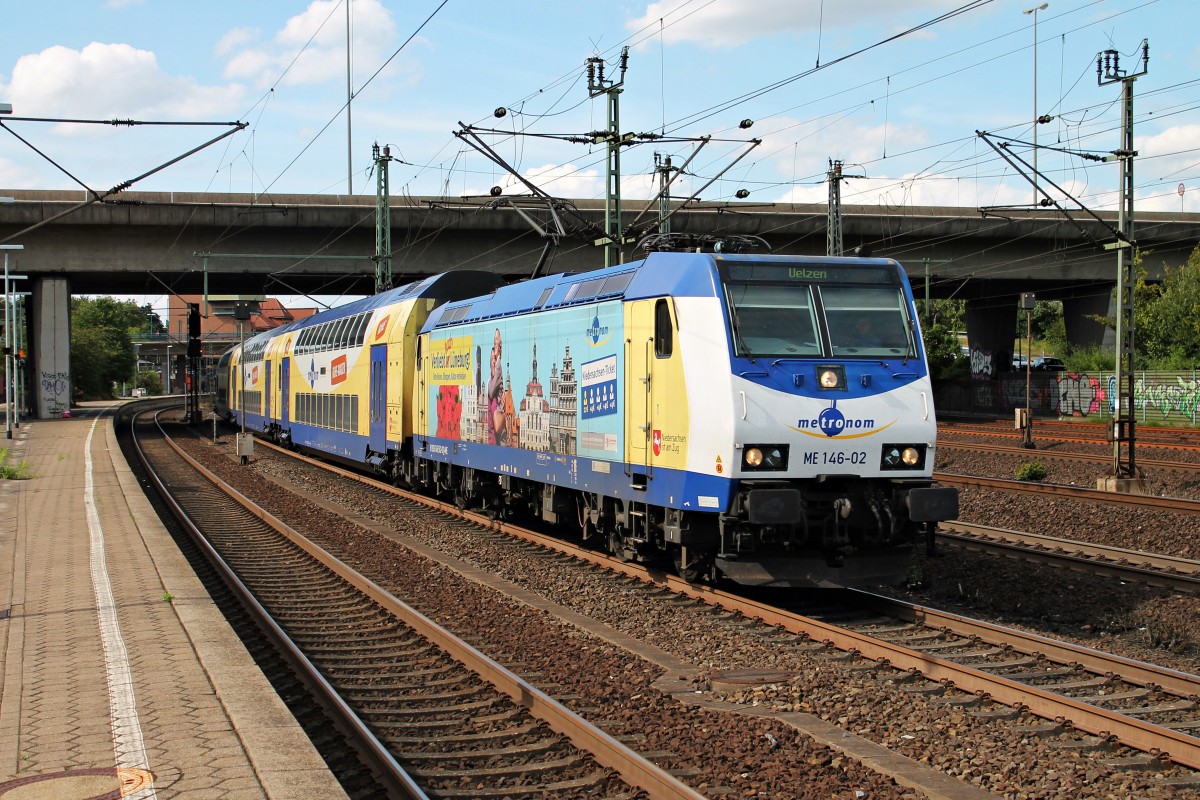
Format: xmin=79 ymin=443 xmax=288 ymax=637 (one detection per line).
xmin=1012 ymin=355 xmax=1028 ymax=370
xmin=1032 ymin=356 xmax=1066 ymax=371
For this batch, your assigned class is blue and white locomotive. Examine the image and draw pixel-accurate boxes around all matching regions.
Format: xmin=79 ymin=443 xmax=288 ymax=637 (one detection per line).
xmin=216 ymin=251 xmax=957 ymax=587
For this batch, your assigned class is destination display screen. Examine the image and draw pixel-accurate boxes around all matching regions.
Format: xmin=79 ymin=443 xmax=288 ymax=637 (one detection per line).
xmin=723 ymin=262 xmax=899 ymax=285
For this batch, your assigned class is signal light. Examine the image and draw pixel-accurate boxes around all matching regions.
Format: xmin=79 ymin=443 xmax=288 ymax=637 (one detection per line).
xmin=188 ymin=303 xmax=201 ymax=338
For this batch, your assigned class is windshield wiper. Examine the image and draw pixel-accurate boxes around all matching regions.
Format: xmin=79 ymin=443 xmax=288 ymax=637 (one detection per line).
xmin=904 ymin=317 xmax=918 ymax=365
xmin=729 ymin=308 xmax=756 ymax=361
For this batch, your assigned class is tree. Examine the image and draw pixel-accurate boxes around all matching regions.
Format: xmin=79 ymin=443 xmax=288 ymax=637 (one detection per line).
xmin=134 ymin=369 xmax=162 ymax=395
xmin=70 ymin=297 xmax=159 ymax=399
xmin=1088 ymin=246 xmax=1200 ymax=369
xmin=1134 ymin=245 xmax=1200 ymax=368
xmin=919 ymin=299 xmax=968 ymax=379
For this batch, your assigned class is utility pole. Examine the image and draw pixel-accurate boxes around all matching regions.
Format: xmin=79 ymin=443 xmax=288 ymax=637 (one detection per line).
xmin=1023 ymin=3 xmax=1048 ymax=206
xmin=373 ymin=142 xmax=393 ymax=294
xmin=826 ymin=160 xmax=865 ymax=257
xmin=827 ymin=160 xmax=844 ymax=257
xmin=919 ymin=258 xmax=952 ymax=328
xmin=346 ymin=0 xmax=354 ymax=196
xmin=655 ymin=153 xmax=674 ymax=234
xmin=587 ymin=48 xmax=630 ymax=268
xmin=1097 ymin=40 xmax=1148 ymax=492
xmin=2 ymin=244 xmax=23 ymax=438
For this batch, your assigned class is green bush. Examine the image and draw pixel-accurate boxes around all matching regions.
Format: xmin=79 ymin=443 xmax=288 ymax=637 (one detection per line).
xmin=1014 ymin=461 xmax=1047 ymax=481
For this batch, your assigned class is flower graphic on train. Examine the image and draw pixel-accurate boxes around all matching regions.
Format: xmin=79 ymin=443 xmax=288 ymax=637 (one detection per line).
xmin=789 ymin=400 xmax=895 ymax=438
xmin=435 ymin=384 xmax=462 ymax=439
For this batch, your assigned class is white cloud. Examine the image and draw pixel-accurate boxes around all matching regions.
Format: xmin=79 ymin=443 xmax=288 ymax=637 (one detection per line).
xmin=222 ymin=0 xmax=399 ymax=90
xmin=2 ymin=42 xmax=244 ymax=126
xmin=215 ymin=27 xmax=259 ymax=59
xmin=627 ymin=0 xmax=967 ymax=49
xmin=482 ymin=162 xmax=602 ymax=198
xmin=0 ymin=154 xmax=41 ymax=188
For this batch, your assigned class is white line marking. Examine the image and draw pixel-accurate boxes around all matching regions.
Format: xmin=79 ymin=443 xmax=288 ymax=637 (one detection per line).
xmin=85 ymin=414 xmax=158 ymax=799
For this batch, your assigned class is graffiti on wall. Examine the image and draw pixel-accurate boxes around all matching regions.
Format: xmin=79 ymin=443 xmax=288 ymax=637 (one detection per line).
xmin=947 ymin=370 xmax=1200 ymax=426
xmin=969 ymin=347 xmax=994 ymax=379
xmin=1133 ymin=374 xmax=1200 ymax=422
xmin=41 ymin=370 xmax=69 ymax=415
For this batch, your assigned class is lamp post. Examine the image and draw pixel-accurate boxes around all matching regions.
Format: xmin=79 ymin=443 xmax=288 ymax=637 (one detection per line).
xmin=1 ymin=244 xmax=24 ymax=438
xmin=165 ymin=344 xmax=172 ymax=394
xmin=1024 ymin=3 xmax=1049 ymax=207
xmin=1021 ymin=292 xmax=1036 ymax=449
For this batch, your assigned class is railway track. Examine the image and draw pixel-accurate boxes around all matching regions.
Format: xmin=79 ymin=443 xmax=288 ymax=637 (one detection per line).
xmin=940 ymin=420 xmax=1200 ymax=452
xmin=796 ymin=590 xmax=1200 ymax=773
xmin=223 ymin=430 xmax=1200 ymax=779
xmin=936 ymin=520 xmax=1200 ymax=594
xmin=938 ymin=439 xmax=1200 ymax=474
xmin=131 ymin=409 xmax=700 ymax=800
xmin=934 ymin=471 xmax=1200 ymax=514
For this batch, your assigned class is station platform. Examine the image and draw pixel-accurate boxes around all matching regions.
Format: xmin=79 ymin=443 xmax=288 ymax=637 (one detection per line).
xmin=0 ymin=402 xmax=346 ymax=800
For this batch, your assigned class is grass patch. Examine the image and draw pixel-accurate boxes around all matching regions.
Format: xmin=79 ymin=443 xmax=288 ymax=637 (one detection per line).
xmin=1014 ymin=461 xmax=1047 ymax=481
xmin=0 ymin=449 xmax=32 ymax=480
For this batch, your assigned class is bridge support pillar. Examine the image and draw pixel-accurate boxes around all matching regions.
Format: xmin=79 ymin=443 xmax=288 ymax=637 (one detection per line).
xmin=1062 ymin=291 xmax=1113 ymax=350
xmin=965 ymin=298 xmax=1019 ymax=379
xmin=30 ymin=277 xmax=71 ymax=418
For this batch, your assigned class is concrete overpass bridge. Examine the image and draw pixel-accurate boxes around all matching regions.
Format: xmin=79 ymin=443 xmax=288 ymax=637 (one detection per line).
xmin=2 ymin=188 xmax=1198 ymax=417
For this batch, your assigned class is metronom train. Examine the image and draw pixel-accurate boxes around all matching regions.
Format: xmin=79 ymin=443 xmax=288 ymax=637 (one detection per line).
xmin=216 ymin=248 xmax=957 ymax=587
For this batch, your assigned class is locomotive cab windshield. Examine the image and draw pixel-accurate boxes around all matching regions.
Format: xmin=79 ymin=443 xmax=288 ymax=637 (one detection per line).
xmin=722 ymin=261 xmax=918 ymax=360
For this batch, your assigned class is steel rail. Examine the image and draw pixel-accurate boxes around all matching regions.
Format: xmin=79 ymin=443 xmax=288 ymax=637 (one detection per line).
xmin=849 ymin=590 xmax=1200 ymax=699
xmin=163 ymin=431 xmax=706 ymax=800
xmin=689 ymin=588 xmax=1200 ymax=770
xmin=129 ymin=410 xmax=433 ymax=800
xmin=939 ymin=423 xmax=1200 ymax=452
xmin=938 ymin=439 xmax=1200 ymax=474
xmin=934 ymin=472 xmax=1200 ymax=514
xmin=252 ymin=438 xmax=1200 ymax=769
xmin=938 ymin=521 xmax=1200 ymax=592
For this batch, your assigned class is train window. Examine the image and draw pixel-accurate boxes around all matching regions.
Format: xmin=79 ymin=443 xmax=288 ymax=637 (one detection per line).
xmin=821 ymin=285 xmax=915 ymax=358
xmin=574 ymin=277 xmax=606 ymax=301
xmin=724 ymin=282 xmax=821 ymax=358
xmin=654 ymin=299 xmax=673 ymax=358
xmin=353 ymin=314 xmax=370 ymax=345
xmin=601 ymin=272 xmax=634 ymax=296
xmin=535 ymin=287 xmax=553 ymax=308
xmin=333 ymin=318 xmax=350 ymax=349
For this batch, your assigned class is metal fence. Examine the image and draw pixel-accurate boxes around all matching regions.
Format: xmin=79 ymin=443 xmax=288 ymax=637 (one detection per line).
xmin=934 ymin=370 xmax=1200 ymax=427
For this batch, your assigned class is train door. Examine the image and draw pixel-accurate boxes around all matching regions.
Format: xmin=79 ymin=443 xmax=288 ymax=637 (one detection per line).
xmin=414 ymin=337 xmax=428 ymax=446
xmin=280 ymin=358 xmax=290 ymax=424
xmin=369 ymin=344 xmax=386 ymax=451
xmin=625 ymin=300 xmax=654 ymax=473
xmin=264 ymin=361 xmax=272 ymax=421
xmin=626 ymin=298 xmax=676 ymax=477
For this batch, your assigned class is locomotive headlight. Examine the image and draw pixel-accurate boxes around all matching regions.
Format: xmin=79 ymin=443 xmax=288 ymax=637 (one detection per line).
xmin=743 ymin=444 xmax=788 ymax=471
xmin=818 ymin=368 xmax=842 ymax=389
xmin=881 ymin=444 xmax=926 ymax=470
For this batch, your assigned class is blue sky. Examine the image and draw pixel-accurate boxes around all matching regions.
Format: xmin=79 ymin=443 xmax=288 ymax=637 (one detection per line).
xmin=1 ymin=0 xmax=1196 ymax=312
